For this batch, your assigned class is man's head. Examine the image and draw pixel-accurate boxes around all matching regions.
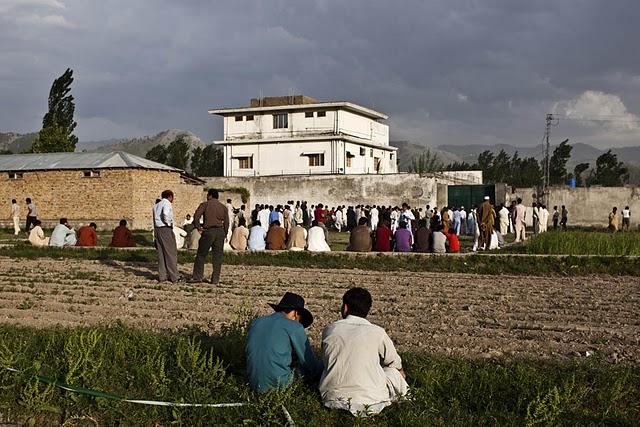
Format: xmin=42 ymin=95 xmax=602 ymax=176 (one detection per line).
xmin=269 ymin=292 xmax=313 ymax=328
xmin=11 ymin=199 xmax=16 ymax=204
xmin=418 ymin=218 xmax=427 ymax=228
xmin=59 ymin=218 xmax=68 ymax=225
xmin=207 ymin=189 xmax=219 ymax=200
xmin=399 ymin=221 xmax=407 ymax=229
xmin=238 ymin=218 xmax=246 ymax=227
xmin=342 ymin=287 xmax=372 ymax=319
xmin=89 ymin=222 xmax=97 ymax=230
xmin=119 ymin=219 xmax=127 ymax=227
xmin=311 ymin=219 xmax=318 ymax=227
xmin=271 ymin=220 xmax=281 ymax=227
xmin=161 ymin=190 xmax=174 ymax=202
xmin=613 ymin=207 xmax=618 ymax=213
xmin=358 ymin=217 xmax=368 ymax=226
xmin=226 ymin=198 xmax=232 ymax=204
xmin=517 ymin=198 xmax=523 ymax=204
xmin=26 ymin=198 xmax=31 ymax=204
xmin=253 ymin=220 xmax=261 ymax=227
xmin=34 ymin=220 xmax=42 ymax=227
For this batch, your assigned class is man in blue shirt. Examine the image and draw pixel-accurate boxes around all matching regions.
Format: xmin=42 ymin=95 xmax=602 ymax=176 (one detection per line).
xmin=246 ymin=292 xmax=323 ymax=393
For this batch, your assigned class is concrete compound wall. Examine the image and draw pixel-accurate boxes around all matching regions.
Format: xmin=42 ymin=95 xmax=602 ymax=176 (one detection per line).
xmin=507 ymin=185 xmax=640 ymax=228
xmin=202 ymin=172 xmax=482 ymax=209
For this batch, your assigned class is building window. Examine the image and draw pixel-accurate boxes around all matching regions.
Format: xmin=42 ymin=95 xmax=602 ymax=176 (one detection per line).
xmin=359 ymin=147 xmax=366 ymax=156
xmin=235 ymin=115 xmax=243 ymax=122
xmin=246 ymin=115 xmax=254 ymax=121
xmin=346 ymin=156 xmax=353 ymax=167
xmin=238 ymin=156 xmax=253 ymax=169
xmin=370 ymin=149 xmax=374 ymax=157
xmin=8 ymin=172 xmax=23 ymax=180
xmin=305 ymin=111 xmax=314 ymax=118
xmin=308 ymin=154 xmax=325 ymax=167
xmin=390 ymin=153 xmax=394 ymax=161
xmin=317 ymin=111 xmax=326 ymax=117
xmin=273 ymin=113 xmax=288 ymax=129
xmin=83 ymin=170 xmax=100 ymax=178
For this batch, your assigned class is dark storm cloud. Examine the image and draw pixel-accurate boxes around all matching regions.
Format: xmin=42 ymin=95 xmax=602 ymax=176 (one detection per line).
xmin=1 ymin=0 xmax=639 ymax=147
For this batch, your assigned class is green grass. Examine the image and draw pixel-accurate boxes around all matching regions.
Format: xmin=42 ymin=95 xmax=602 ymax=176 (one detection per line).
xmin=0 ymin=320 xmax=637 ymax=426
xmin=2 ymin=242 xmax=640 ymax=276
xmin=507 ymin=230 xmax=640 ymax=256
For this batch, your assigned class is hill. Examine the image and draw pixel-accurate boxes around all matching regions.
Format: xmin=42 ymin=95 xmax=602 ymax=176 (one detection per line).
xmin=390 ymin=141 xmax=463 ymax=172
xmin=0 ymin=132 xmax=38 ymax=153
xmin=76 ymin=129 xmax=206 ymax=157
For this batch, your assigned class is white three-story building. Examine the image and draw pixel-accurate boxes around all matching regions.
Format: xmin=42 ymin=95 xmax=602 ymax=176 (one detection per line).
xmin=209 ymin=95 xmax=398 ymax=177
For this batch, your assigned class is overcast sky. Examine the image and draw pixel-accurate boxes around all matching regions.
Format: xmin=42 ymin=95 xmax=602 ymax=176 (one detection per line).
xmin=1 ymin=0 xmax=639 ymax=148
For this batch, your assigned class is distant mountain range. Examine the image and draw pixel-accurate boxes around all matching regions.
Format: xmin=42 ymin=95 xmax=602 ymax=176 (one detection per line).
xmin=76 ymin=129 xmax=207 ymax=157
xmin=0 ymin=132 xmax=38 ymax=153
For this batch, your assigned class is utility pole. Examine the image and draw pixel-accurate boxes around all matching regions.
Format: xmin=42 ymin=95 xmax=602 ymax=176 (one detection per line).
xmin=543 ymin=113 xmax=558 ymax=204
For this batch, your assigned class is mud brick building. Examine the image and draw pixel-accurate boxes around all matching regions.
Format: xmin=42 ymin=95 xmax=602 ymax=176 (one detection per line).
xmin=0 ymin=152 xmax=204 ymax=230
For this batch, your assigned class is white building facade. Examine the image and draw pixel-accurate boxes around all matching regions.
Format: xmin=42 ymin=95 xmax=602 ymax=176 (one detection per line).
xmin=209 ymin=96 xmax=398 ymax=177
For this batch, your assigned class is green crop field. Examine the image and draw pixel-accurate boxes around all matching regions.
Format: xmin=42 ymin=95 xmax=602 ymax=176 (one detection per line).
xmin=1 ymin=320 xmax=638 ymax=426
xmin=510 ymin=230 xmax=640 ymax=256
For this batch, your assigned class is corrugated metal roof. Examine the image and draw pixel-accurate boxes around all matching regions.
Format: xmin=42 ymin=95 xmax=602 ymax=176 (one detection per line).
xmin=0 ymin=152 xmax=183 ymax=173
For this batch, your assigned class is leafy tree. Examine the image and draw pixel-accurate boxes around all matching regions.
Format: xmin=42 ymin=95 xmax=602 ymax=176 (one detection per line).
xmin=165 ymin=136 xmax=191 ymax=170
xmin=191 ymin=144 xmax=224 ymax=177
xmin=443 ymin=161 xmax=474 ymax=171
xmin=573 ymin=163 xmax=590 ymax=187
xmin=549 ymin=140 xmax=572 ymax=185
xmin=145 ymin=145 xmax=168 ymax=164
xmin=587 ymin=150 xmax=628 ymax=186
xmin=471 ymin=150 xmax=541 ymax=186
xmin=32 ymin=68 xmax=77 ymax=153
xmin=409 ymin=149 xmax=443 ymax=175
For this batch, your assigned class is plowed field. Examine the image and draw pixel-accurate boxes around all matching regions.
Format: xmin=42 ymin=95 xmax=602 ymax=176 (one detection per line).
xmin=0 ymin=256 xmax=638 ymax=364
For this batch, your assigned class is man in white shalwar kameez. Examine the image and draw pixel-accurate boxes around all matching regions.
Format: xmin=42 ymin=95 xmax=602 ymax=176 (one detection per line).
xmin=307 ymin=221 xmax=331 ymax=252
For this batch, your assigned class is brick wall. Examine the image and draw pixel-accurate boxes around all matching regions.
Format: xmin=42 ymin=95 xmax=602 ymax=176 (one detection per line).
xmin=1 ymin=169 xmax=204 ymax=230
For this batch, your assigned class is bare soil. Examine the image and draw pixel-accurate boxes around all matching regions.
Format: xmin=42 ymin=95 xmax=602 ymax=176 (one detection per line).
xmin=0 ymin=256 xmax=638 ymax=364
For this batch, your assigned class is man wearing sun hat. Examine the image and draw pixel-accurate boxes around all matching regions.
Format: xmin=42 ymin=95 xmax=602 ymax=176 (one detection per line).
xmin=246 ymin=292 xmax=323 ymax=393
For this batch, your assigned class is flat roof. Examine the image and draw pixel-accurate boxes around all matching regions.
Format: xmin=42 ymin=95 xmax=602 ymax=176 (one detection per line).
xmin=208 ymin=101 xmax=388 ymax=120
xmin=0 ymin=151 xmax=183 ymax=173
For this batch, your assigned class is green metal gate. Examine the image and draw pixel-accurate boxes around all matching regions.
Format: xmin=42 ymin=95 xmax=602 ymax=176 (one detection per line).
xmin=447 ymin=185 xmax=495 ymax=209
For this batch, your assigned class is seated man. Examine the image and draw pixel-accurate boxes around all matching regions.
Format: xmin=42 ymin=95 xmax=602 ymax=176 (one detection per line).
xmin=307 ymin=220 xmax=331 ymax=252
xmin=393 ymin=221 xmax=413 ymax=252
xmin=266 ymin=220 xmax=286 ymax=250
xmin=286 ymin=224 xmax=307 ymax=251
xmin=347 ymin=217 xmax=372 ymax=252
xmin=49 ymin=218 xmax=77 ymax=247
xmin=28 ymin=220 xmax=49 ymax=247
xmin=246 ymin=292 xmax=322 ymax=393
xmin=373 ymin=219 xmax=392 ymax=252
xmin=414 ymin=219 xmax=431 ymax=253
xmin=319 ymin=288 xmax=408 ymax=416
xmin=446 ymin=230 xmax=460 ymax=253
xmin=76 ymin=222 xmax=98 ymax=247
xmin=247 ymin=220 xmax=267 ymax=251
xmin=230 ymin=218 xmax=249 ymax=250
xmin=431 ymin=225 xmax=447 ymax=254
xmin=110 ymin=219 xmax=137 ymax=247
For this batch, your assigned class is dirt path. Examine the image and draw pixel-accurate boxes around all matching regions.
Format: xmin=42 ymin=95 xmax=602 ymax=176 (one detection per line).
xmin=0 ymin=256 xmax=638 ymax=364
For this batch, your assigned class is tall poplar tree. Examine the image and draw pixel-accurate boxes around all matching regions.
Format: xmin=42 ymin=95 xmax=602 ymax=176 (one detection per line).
xmin=32 ymin=68 xmax=78 ymax=152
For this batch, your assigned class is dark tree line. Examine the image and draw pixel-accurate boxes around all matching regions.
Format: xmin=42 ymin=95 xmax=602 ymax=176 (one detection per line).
xmin=441 ymin=139 xmax=628 ymax=187
xmin=145 ymin=137 xmax=223 ymax=177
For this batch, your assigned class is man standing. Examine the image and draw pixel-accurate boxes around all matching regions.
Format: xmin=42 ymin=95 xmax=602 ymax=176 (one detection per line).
xmin=459 ymin=206 xmax=467 ymax=235
xmin=514 ymin=198 xmax=527 ymax=242
xmin=477 ymin=196 xmax=495 ymax=250
xmin=153 ymin=190 xmax=180 ymax=283
xmin=192 ymin=189 xmax=229 ymax=284
xmin=532 ymin=202 xmax=540 ymax=235
xmin=25 ymin=198 xmax=38 ymax=231
xmin=369 ymin=205 xmax=379 ymax=231
xmin=561 ymin=205 xmax=568 ymax=230
xmin=552 ymin=206 xmax=559 ymax=230
xmin=319 ymin=287 xmax=408 ymax=416
xmin=246 ymin=292 xmax=322 ymax=393
xmin=608 ymin=207 xmax=620 ymax=232
xmin=622 ymin=206 xmax=631 ymax=231
xmin=10 ymin=199 xmax=20 ymax=236
xmin=497 ymin=204 xmax=509 ymax=235
xmin=539 ymin=205 xmax=549 ymax=233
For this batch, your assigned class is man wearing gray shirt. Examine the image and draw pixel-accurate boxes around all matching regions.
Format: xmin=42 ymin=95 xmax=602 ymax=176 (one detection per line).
xmin=153 ymin=190 xmax=180 ymax=283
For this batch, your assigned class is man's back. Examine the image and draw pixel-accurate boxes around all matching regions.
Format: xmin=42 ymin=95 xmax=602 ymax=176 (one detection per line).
xmin=348 ymin=225 xmax=372 ymax=252
xmin=77 ymin=226 xmax=97 ymax=247
xmin=246 ymin=313 xmax=320 ymax=393
xmin=515 ymin=204 xmax=526 ymax=223
xmin=266 ymin=226 xmax=286 ymax=250
xmin=414 ymin=227 xmax=431 ymax=252
xmin=432 ymin=231 xmax=447 ymax=253
xmin=248 ymin=225 xmax=266 ymax=250
xmin=319 ymin=315 xmax=403 ymax=414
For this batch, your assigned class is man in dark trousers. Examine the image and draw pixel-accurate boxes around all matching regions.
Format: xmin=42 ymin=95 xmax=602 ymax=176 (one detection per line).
xmin=191 ymin=189 xmax=229 ymax=284
xmin=153 ymin=190 xmax=180 ymax=283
